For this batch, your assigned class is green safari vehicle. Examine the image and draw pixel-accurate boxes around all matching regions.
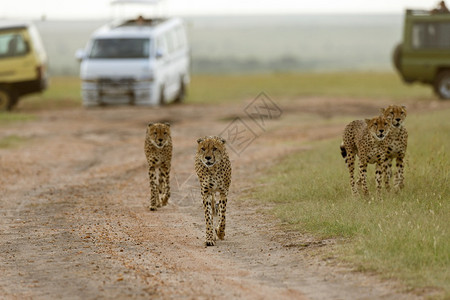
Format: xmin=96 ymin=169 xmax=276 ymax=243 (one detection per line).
xmin=393 ymin=9 xmax=450 ymax=99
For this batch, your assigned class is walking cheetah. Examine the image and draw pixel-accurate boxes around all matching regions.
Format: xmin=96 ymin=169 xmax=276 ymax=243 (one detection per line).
xmin=381 ymin=105 xmax=408 ymax=190
xmin=144 ymin=122 xmax=172 ymax=211
xmin=340 ymin=115 xmax=391 ymax=196
xmin=195 ymin=136 xmax=232 ymax=246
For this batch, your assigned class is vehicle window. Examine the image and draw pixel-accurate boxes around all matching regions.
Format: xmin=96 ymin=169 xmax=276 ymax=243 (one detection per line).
xmin=89 ymin=38 xmax=150 ymax=59
xmin=164 ymin=32 xmax=175 ymax=54
xmin=169 ymin=29 xmax=180 ymax=51
xmin=156 ymin=36 xmax=167 ymax=56
xmin=412 ymin=22 xmax=450 ymax=49
xmin=175 ymin=26 xmax=187 ymax=49
xmin=0 ymin=32 xmax=29 ymax=59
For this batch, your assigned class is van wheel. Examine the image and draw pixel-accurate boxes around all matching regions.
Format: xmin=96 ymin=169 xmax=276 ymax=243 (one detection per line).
xmin=434 ymin=71 xmax=450 ymax=100
xmin=159 ymin=86 xmax=165 ymax=105
xmin=174 ymin=80 xmax=186 ymax=104
xmin=0 ymin=89 xmax=14 ymax=111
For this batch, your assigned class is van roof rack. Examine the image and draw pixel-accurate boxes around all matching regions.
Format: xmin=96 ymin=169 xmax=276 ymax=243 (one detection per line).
xmin=117 ymin=17 xmax=166 ymax=27
xmin=111 ymin=0 xmax=163 ymax=4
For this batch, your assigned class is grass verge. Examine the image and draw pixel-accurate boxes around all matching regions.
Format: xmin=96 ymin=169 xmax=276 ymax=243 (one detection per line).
xmin=12 ymin=72 xmax=435 ymax=111
xmin=0 ymin=135 xmax=30 ymax=148
xmin=0 ymin=112 xmax=35 ymax=124
xmin=188 ymin=72 xmax=434 ymax=104
xmin=254 ymin=109 xmax=450 ymax=298
xmin=17 ymin=77 xmax=82 ymax=111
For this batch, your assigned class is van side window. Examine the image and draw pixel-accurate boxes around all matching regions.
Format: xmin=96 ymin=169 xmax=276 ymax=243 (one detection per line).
xmin=0 ymin=33 xmax=29 ymax=58
xmin=168 ymin=29 xmax=180 ymax=51
xmin=164 ymin=32 xmax=175 ymax=54
xmin=156 ymin=36 xmax=168 ymax=57
xmin=175 ymin=26 xmax=187 ymax=49
xmin=412 ymin=22 xmax=450 ymax=49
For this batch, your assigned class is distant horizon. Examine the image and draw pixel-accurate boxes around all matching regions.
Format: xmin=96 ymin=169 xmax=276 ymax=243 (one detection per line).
xmin=1 ymin=0 xmax=436 ymax=21
xmin=0 ymin=12 xmax=406 ymax=22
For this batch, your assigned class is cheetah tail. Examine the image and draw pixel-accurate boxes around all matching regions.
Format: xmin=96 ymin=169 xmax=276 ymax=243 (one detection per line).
xmin=340 ymin=143 xmax=347 ymax=158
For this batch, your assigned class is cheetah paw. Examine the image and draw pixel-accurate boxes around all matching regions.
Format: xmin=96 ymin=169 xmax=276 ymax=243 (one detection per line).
xmin=205 ymin=240 xmax=215 ymax=247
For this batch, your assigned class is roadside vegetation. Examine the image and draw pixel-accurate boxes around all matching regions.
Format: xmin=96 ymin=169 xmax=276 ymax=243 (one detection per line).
xmin=254 ymin=109 xmax=450 ymax=298
xmin=0 ymin=135 xmax=30 ymax=149
xmin=5 ymin=72 xmax=434 ymax=114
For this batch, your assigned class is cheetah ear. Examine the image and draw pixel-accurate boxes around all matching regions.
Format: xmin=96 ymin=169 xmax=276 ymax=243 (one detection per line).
xmin=379 ymin=108 xmax=385 ymax=115
xmin=401 ymin=105 xmax=407 ymax=111
xmin=365 ymin=118 xmax=371 ymax=125
xmin=220 ymin=137 xmax=226 ymax=144
xmin=147 ymin=122 xmax=154 ymax=127
xmin=197 ymin=137 xmax=204 ymax=144
xmin=164 ymin=122 xmax=171 ymax=127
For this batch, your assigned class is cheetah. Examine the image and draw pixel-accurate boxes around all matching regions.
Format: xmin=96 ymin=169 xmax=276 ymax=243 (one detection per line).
xmin=144 ymin=122 xmax=172 ymax=211
xmin=195 ymin=136 xmax=232 ymax=246
xmin=340 ymin=115 xmax=391 ymax=196
xmin=380 ymin=105 xmax=408 ymax=190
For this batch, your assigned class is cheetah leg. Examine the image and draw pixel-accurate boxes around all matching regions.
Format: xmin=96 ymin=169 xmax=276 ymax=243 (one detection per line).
xmin=148 ymin=165 xmax=159 ymax=211
xmin=394 ymin=155 xmax=405 ymax=190
xmin=160 ymin=163 xmax=171 ymax=206
xmin=359 ymin=160 xmax=369 ymax=196
xmin=216 ymin=191 xmax=227 ymax=240
xmin=211 ymin=193 xmax=216 ymax=216
xmin=345 ymin=151 xmax=358 ymax=196
xmin=375 ymin=161 xmax=384 ymax=197
xmin=384 ymin=159 xmax=392 ymax=191
xmin=202 ymin=191 xmax=215 ymax=246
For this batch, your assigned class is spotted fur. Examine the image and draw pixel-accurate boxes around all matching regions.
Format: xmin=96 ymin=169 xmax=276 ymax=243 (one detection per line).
xmin=144 ymin=122 xmax=172 ymax=211
xmin=195 ymin=136 xmax=232 ymax=246
xmin=340 ymin=115 xmax=391 ymax=196
xmin=381 ymin=105 xmax=408 ymax=190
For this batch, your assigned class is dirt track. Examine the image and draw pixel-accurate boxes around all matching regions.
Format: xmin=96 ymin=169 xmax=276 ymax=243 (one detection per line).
xmin=1 ymin=96 xmax=446 ymax=299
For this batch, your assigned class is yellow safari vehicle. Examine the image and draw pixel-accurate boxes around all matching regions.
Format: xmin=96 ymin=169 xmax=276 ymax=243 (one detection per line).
xmin=0 ymin=21 xmax=48 ymax=110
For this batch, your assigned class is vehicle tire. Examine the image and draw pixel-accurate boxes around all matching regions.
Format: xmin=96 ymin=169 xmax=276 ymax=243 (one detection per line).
xmin=158 ymin=86 xmax=165 ymax=106
xmin=174 ymin=80 xmax=186 ymax=104
xmin=434 ymin=71 xmax=450 ymax=100
xmin=0 ymin=88 xmax=13 ymax=111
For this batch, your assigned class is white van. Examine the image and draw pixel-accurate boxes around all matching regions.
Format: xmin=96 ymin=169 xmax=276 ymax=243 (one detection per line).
xmin=77 ymin=17 xmax=190 ymax=106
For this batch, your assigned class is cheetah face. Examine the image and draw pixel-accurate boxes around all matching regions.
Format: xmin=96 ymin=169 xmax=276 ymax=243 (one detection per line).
xmin=146 ymin=122 xmax=171 ymax=148
xmin=381 ymin=105 xmax=407 ymax=128
xmin=197 ymin=136 xmax=226 ymax=168
xmin=366 ymin=116 xmax=390 ymax=141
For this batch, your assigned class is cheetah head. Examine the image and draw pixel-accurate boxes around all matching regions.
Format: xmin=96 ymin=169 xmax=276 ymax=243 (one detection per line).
xmin=380 ymin=105 xmax=407 ymax=128
xmin=146 ymin=122 xmax=171 ymax=148
xmin=366 ymin=115 xmax=390 ymax=141
xmin=196 ymin=136 xmax=227 ymax=167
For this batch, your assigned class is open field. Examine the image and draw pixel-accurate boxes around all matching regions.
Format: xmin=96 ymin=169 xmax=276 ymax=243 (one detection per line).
xmin=9 ymin=72 xmax=436 ymax=112
xmin=1 ymin=72 xmax=449 ymax=299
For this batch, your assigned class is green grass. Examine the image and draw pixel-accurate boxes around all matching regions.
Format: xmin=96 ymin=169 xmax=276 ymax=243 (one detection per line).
xmin=0 ymin=135 xmax=30 ymax=148
xmin=12 ymin=72 xmax=435 ymax=112
xmin=17 ymin=77 xmax=83 ymax=111
xmin=187 ymin=72 xmax=435 ymax=104
xmin=0 ymin=112 xmax=35 ymax=124
xmin=254 ymin=109 xmax=450 ymax=298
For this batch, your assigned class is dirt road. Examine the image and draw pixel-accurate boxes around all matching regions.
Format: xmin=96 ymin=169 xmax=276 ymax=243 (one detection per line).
xmin=1 ymin=97 xmax=444 ymax=299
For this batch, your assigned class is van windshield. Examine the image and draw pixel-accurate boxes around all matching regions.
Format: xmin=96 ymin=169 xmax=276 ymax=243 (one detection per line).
xmin=89 ymin=38 xmax=150 ymax=59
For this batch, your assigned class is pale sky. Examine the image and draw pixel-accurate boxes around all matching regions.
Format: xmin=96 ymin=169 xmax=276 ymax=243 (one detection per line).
xmin=0 ymin=0 xmax=442 ymax=20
